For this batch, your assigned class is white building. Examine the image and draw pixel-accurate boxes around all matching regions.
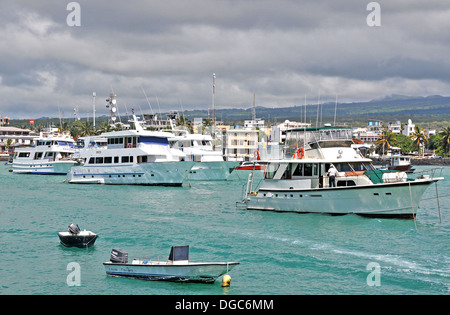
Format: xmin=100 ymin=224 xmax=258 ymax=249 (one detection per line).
xmin=403 ymin=119 xmax=415 ymax=137
xmin=271 ymin=120 xmax=311 ymax=143
xmin=244 ymin=119 xmax=265 ymax=130
xmin=222 ymin=129 xmax=259 ymax=161
xmin=387 ymin=121 xmax=402 ymax=134
xmin=0 ymin=126 xmax=38 ymax=153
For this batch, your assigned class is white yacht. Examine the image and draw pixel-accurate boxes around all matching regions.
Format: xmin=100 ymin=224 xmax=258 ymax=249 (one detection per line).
xmin=239 ymin=126 xmax=444 ymax=219
xmin=66 ymin=115 xmax=195 ymax=186
xmin=169 ymin=131 xmax=239 ymax=180
xmin=12 ymin=135 xmax=81 ymax=175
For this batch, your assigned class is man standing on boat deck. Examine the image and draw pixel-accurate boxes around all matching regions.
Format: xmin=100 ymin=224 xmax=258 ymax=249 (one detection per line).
xmin=327 ymin=164 xmax=338 ymax=187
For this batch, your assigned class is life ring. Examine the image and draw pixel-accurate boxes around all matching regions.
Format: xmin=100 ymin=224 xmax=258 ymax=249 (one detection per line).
xmin=297 ymin=147 xmax=305 ymax=159
xmin=254 ymin=150 xmax=260 ymax=160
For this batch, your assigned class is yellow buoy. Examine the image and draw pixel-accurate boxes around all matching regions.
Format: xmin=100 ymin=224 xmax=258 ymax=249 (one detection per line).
xmin=222 ymin=274 xmax=231 ymax=287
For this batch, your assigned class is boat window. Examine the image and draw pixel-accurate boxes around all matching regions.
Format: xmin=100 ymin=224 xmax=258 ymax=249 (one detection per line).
xmin=337 ymin=180 xmax=356 ymax=187
xmin=122 ymin=156 xmax=129 ymax=163
xmin=293 ymin=163 xmax=303 ymax=176
xmin=265 ymin=163 xmax=280 ymax=179
xmin=45 ymin=152 xmax=54 ymax=158
xmin=95 ymin=157 xmax=103 ymax=164
xmin=88 ymin=157 xmax=95 ymax=164
xmin=303 ymin=163 xmax=312 ymax=176
xmin=363 ymin=163 xmax=375 ymax=171
xmin=104 ymin=157 xmax=112 ymax=164
xmin=281 ymin=164 xmax=293 ymax=179
xmin=18 ymin=152 xmax=30 ymax=158
xmin=34 ymin=152 xmax=43 ymax=160
xmin=273 ymin=163 xmax=289 ymax=180
xmin=313 ymin=163 xmax=319 ymax=176
xmin=114 ymin=156 xmax=119 ymax=163
xmin=334 ymin=163 xmax=352 ymax=172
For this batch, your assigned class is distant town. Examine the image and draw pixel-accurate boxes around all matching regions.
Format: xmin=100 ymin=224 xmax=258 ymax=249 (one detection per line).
xmin=1 ymin=108 xmax=449 ymax=162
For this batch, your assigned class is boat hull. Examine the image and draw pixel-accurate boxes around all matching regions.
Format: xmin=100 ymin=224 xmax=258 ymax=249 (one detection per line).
xmin=12 ymin=160 xmax=78 ymax=175
xmin=188 ymin=161 xmax=239 ymax=181
xmin=103 ymin=261 xmax=239 ymax=283
xmin=244 ymin=179 xmax=439 ymax=218
xmin=67 ymin=161 xmax=195 ymax=186
xmin=58 ymin=232 xmax=98 ymax=248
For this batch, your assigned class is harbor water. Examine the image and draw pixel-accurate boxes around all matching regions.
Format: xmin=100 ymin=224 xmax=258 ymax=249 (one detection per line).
xmin=0 ymin=165 xmax=449 ymax=295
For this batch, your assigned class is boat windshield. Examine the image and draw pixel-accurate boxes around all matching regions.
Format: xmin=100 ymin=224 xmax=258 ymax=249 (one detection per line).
xmin=285 ymin=127 xmax=353 ymax=156
xmin=264 ymin=161 xmax=375 ymax=180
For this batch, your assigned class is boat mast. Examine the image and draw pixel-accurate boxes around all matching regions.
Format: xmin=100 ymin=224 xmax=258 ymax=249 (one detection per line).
xmin=212 ymin=73 xmax=216 ymax=127
xmin=333 ymin=94 xmax=338 ymax=126
xmin=93 ymin=91 xmax=96 ymax=129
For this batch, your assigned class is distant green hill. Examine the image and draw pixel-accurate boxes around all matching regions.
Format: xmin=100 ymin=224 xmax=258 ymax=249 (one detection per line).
xmin=184 ymin=95 xmax=450 ymax=129
xmin=7 ymin=95 xmax=450 ymax=130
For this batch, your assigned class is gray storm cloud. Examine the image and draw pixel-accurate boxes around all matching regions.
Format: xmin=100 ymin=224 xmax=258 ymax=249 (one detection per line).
xmin=1 ymin=0 xmax=449 ymax=118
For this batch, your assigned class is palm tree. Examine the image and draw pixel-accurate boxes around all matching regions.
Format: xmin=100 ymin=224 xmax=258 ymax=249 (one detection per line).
xmin=71 ymin=120 xmax=95 ymax=138
xmin=375 ymin=129 xmax=396 ymax=156
xmin=99 ymin=121 xmax=112 ymax=134
xmin=439 ymin=126 xmax=450 ymax=156
xmin=409 ymin=125 xmax=428 ymax=158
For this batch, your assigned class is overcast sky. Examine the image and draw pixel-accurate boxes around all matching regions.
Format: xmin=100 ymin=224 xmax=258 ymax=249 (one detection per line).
xmin=1 ymin=0 xmax=450 ymax=119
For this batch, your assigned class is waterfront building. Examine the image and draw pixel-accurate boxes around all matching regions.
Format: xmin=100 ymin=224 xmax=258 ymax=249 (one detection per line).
xmin=222 ymin=128 xmax=258 ymax=161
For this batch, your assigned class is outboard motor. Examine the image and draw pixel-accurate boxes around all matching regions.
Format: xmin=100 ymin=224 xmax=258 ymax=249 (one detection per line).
xmin=110 ymin=248 xmax=128 ymax=264
xmin=68 ymin=223 xmax=80 ymax=234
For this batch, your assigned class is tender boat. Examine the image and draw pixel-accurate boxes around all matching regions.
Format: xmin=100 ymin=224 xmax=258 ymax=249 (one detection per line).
xmin=232 ymin=160 xmax=265 ymax=180
xmin=103 ymin=245 xmax=239 ymax=283
xmin=12 ymin=135 xmax=81 ymax=175
xmin=169 ymin=131 xmax=239 ymax=181
xmin=58 ymin=224 xmax=98 ymax=248
xmin=238 ymin=126 xmax=444 ymax=219
xmin=235 ymin=161 xmax=264 ymax=171
xmin=66 ymin=113 xmax=195 ymax=186
xmin=386 ymin=155 xmax=413 ymax=173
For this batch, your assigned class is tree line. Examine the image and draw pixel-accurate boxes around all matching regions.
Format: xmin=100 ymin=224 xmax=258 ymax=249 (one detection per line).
xmin=371 ymin=125 xmax=450 ymax=157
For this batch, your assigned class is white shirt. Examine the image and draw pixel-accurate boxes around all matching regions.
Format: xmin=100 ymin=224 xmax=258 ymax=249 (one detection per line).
xmin=328 ymin=167 xmax=338 ymax=177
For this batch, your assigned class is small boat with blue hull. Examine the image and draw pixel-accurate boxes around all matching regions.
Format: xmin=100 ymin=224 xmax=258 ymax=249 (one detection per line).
xmin=58 ymin=224 xmax=98 ymax=248
xmin=103 ymin=245 xmax=239 ymax=283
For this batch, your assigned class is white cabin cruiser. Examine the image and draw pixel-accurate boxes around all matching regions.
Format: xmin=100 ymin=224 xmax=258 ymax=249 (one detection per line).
xmin=66 ymin=115 xmax=195 ymax=186
xmin=103 ymin=245 xmax=239 ymax=283
xmin=169 ymin=131 xmax=239 ymax=180
xmin=239 ymin=126 xmax=443 ymax=219
xmin=12 ymin=136 xmax=81 ymax=175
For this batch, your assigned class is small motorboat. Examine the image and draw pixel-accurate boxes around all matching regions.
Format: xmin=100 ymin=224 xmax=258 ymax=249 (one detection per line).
xmin=103 ymin=245 xmax=239 ymax=283
xmin=235 ymin=161 xmax=264 ymax=171
xmin=57 ymin=223 xmax=98 ymax=248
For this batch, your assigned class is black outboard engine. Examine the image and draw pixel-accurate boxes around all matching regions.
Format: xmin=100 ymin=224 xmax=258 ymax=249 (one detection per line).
xmin=68 ymin=223 xmax=80 ymax=234
xmin=110 ymin=248 xmax=128 ymax=264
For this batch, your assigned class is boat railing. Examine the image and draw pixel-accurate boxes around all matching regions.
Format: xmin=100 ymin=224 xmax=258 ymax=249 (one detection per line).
xmin=131 ymin=255 xmax=168 ymax=264
xmin=407 ymin=167 xmax=444 ymax=181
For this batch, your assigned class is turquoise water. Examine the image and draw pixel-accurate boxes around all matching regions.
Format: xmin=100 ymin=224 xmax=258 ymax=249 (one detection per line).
xmin=0 ymin=165 xmax=449 ymax=295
